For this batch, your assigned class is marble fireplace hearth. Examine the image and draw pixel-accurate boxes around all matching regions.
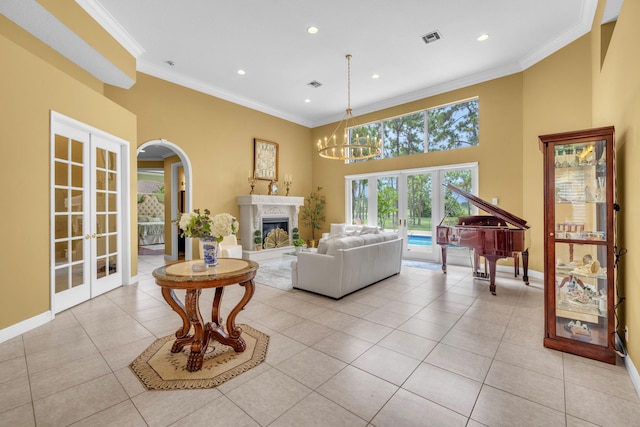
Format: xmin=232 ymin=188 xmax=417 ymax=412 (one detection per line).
xmin=237 ymin=194 xmax=304 ymax=261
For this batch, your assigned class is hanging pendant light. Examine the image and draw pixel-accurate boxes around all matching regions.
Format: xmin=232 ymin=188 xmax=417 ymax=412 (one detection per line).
xmin=317 ymin=55 xmax=382 ymax=161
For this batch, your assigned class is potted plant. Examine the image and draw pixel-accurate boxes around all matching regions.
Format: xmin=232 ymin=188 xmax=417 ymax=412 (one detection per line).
xmin=291 ymin=227 xmax=300 ymax=242
xmin=291 ymin=227 xmax=306 ymax=252
xmin=254 ymin=229 xmax=262 ymax=251
xmin=301 ymin=186 xmax=326 ymax=248
xmin=293 ymin=238 xmax=307 ymax=253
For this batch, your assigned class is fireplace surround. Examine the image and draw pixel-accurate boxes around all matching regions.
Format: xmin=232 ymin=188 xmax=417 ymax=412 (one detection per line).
xmin=237 ymin=195 xmax=304 ymax=256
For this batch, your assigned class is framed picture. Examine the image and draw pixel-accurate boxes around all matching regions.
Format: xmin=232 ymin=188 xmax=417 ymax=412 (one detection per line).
xmin=253 ymin=138 xmax=279 ymax=181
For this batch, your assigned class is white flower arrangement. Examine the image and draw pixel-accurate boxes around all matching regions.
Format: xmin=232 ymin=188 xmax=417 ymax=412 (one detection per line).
xmin=174 ymin=209 xmax=238 ymax=242
xmin=210 ymin=212 xmax=239 ymax=242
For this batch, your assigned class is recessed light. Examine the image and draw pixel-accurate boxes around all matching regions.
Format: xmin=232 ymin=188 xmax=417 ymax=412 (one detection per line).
xmin=307 ymin=26 xmax=319 ymax=34
xmin=477 ymin=34 xmax=489 ymax=41
xmin=372 ymin=74 xmax=380 ymax=79
xmin=305 ymin=99 xmax=311 ymax=103
xmin=237 ymin=69 xmax=246 ymax=75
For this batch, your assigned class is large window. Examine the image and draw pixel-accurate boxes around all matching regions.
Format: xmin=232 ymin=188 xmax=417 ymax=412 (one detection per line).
xmin=349 ymin=98 xmax=478 ymax=162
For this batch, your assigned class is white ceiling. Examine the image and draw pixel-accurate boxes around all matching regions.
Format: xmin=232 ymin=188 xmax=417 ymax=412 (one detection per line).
xmin=90 ymin=0 xmax=597 ymax=128
xmin=2 ymin=0 xmax=599 ymax=130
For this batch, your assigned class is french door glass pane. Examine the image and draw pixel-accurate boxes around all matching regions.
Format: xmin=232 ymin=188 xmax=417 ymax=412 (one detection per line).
xmin=406 ymin=173 xmax=432 ymax=250
xmin=351 ymin=179 xmax=368 ymax=225
xmin=55 ymin=135 xmax=68 ymax=160
xmin=443 ymin=170 xmax=473 ymax=225
xmin=71 ymin=139 xmax=83 ymax=163
xmin=53 ymin=135 xmax=85 ymax=295
xmin=71 ymin=165 xmax=83 ymax=187
xmin=95 ymin=146 xmax=119 ymax=280
xmin=55 ymin=161 xmax=68 ymax=186
xmin=378 ymin=177 xmax=398 ymax=231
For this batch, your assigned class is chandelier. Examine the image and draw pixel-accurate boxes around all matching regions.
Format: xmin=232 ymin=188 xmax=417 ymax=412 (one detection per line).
xmin=317 ymin=55 xmax=382 ymax=161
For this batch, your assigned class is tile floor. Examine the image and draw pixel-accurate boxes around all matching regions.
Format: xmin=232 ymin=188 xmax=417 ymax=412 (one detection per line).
xmin=1 ymin=254 xmax=640 ymax=426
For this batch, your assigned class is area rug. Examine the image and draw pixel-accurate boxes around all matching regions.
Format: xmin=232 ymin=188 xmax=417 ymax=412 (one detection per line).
xmin=138 ymin=243 xmax=165 ymax=255
xmin=401 ymin=259 xmax=441 ymax=270
xmin=254 ymin=256 xmax=297 ymax=290
xmin=130 ymin=324 xmax=269 ymax=390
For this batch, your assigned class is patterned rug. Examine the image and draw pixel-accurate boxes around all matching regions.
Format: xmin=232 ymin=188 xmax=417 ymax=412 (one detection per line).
xmin=130 ymin=324 xmax=268 ymax=390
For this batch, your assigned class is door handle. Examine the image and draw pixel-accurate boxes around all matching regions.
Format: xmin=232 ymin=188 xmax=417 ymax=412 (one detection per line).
xmin=85 ymin=234 xmax=91 ymax=239
xmin=92 ymin=233 xmax=97 ymax=238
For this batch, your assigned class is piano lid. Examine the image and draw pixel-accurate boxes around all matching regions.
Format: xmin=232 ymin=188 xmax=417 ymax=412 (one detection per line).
xmin=445 ymin=184 xmax=529 ymax=230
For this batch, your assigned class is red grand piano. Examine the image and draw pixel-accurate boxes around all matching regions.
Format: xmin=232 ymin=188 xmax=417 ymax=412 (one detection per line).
xmin=436 ymin=184 xmax=529 ymax=295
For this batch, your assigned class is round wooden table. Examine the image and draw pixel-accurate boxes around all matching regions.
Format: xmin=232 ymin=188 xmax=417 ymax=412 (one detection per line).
xmin=152 ymin=258 xmax=258 ymax=372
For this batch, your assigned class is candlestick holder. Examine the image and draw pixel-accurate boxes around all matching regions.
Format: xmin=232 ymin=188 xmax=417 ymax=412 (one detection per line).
xmin=283 ymin=177 xmax=292 ymax=196
xmin=248 ymin=176 xmax=257 ymax=194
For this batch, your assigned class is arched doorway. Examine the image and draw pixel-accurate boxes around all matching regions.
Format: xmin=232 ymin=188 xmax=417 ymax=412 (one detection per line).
xmin=136 ymin=139 xmax=193 ymax=261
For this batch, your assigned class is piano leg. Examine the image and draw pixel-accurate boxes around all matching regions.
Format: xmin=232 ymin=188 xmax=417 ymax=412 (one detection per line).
xmin=472 ymin=251 xmax=489 ymax=280
xmin=486 ymin=256 xmax=499 ymax=295
xmin=440 ymin=246 xmax=447 ymax=274
xmin=513 ymin=252 xmax=519 ymax=277
xmin=522 ymin=249 xmax=529 ymax=285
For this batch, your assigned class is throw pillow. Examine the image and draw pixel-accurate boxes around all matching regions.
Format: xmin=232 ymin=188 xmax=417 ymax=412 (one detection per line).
xmin=329 ymin=223 xmax=346 ymax=236
xmin=359 ymin=225 xmax=380 ymax=235
xmin=317 ymin=234 xmax=344 ymax=254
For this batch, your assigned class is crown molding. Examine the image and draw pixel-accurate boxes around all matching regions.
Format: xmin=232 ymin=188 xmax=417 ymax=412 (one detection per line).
xmin=75 ymin=0 xmax=144 ymax=58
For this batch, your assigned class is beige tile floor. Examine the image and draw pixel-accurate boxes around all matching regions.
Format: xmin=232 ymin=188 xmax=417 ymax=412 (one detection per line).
xmin=1 ymin=254 xmax=640 ymax=426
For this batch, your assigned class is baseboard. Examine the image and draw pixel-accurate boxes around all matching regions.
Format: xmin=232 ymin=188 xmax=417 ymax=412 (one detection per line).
xmin=0 ymin=311 xmax=52 ymax=344
xmin=624 ymin=354 xmax=640 ymax=398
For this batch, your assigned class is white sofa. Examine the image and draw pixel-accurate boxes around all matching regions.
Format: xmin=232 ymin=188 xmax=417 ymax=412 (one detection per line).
xmin=291 ymin=225 xmax=403 ymax=298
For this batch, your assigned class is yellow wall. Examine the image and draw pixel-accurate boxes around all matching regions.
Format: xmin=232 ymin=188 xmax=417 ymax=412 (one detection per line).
xmin=0 ymin=14 xmax=103 ymax=93
xmin=105 ymin=73 xmax=313 ymax=247
xmin=521 ymin=34 xmax=594 ymax=274
xmin=591 ymin=0 xmax=640 ymax=364
xmin=0 ymin=23 xmax=136 ymax=330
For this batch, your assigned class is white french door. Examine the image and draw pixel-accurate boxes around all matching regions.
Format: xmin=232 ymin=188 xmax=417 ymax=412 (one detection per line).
xmin=346 ymin=163 xmax=478 ymax=262
xmin=51 ymin=113 xmax=125 ymax=313
xmin=398 ymin=171 xmax=437 ymax=261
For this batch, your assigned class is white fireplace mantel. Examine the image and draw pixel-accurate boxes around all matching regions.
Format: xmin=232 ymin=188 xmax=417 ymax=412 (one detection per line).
xmin=237 ymin=195 xmax=304 ymax=251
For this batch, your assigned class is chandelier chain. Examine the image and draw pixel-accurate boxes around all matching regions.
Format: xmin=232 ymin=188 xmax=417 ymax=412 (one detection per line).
xmin=346 ymin=54 xmax=352 ymax=114
xmin=317 ymin=54 xmax=382 ymax=161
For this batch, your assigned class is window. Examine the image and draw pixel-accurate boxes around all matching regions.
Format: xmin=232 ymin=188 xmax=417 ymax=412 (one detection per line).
xmin=348 ymin=98 xmax=478 ymax=162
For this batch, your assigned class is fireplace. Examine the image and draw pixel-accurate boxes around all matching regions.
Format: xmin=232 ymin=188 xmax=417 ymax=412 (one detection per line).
xmin=262 ymin=217 xmax=288 ymax=241
xmin=237 ymin=195 xmax=305 ymax=253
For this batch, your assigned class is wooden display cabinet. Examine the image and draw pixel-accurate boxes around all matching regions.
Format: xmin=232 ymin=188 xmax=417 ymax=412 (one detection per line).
xmin=539 ymin=126 xmax=617 ymax=364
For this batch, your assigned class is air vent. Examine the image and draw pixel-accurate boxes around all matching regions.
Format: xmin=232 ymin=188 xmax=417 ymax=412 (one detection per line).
xmin=307 ymin=80 xmax=322 ymax=88
xmin=421 ymin=30 xmax=442 ymax=44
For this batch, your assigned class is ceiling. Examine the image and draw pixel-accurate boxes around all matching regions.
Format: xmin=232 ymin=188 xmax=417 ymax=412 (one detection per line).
xmin=88 ymin=0 xmax=599 ymax=129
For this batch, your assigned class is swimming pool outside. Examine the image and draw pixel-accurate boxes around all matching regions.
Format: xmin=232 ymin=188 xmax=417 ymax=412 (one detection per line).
xmin=407 ymin=235 xmax=432 ymax=246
